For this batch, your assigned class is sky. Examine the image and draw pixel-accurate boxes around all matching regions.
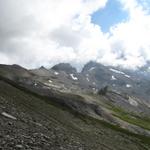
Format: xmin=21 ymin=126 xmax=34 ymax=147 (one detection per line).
xmin=92 ymin=0 xmax=128 ymax=32
xmin=0 ymin=0 xmax=150 ymax=70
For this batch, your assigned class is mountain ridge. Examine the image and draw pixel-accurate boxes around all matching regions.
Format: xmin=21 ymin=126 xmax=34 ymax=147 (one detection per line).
xmin=0 ymin=62 xmax=150 ymax=149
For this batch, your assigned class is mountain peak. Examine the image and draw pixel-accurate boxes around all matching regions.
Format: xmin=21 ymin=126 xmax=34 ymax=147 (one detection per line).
xmin=82 ymin=61 xmax=105 ymax=72
xmin=51 ymin=63 xmax=77 ymax=73
xmin=39 ymin=66 xmax=47 ymax=70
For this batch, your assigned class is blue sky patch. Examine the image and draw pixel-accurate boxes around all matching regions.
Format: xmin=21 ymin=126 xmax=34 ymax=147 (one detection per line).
xmin=91 ymin=0 xmax=128 ymax=33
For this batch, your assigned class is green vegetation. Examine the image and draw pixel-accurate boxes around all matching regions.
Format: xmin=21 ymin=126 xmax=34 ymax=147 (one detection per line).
xmin=111 ymin=106 xmax=150 ymax=131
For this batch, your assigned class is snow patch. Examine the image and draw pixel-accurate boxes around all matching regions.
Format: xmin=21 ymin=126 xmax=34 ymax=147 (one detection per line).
xmin=124 ymin=74 xmax=130 ymax=78
xmin=1 ymin=112 xmax=17 ymax=120
xmin=128 ymin=97 xmax=138 ymax=106
xmin=89 ymin=67 xmax=95 ymax=71
xmin=54 ymin=72 xmax=59 ymax=75
xmin=86 ymin=74 xmax=89 ymax=77
xmin=110 ymin=68 xmax=130 ymax=78
xmin=126 ymin=84 xmax=132 ymax=88
xmin=110 ymin=68 xmax=125 ymax=75
xmin=111 ymin=75 xmax=117 ymax=80
xmin=44 ymin=83 xmax=61 ymax=89
xmin=70 ymin=74 xmax=78 ymax=80
xmin=86 ymin=77 xmax=90 ymax=82
xmin=48 ymin=80 xmax=53 ymax=83
xmin=93 ymin=82 xmax=96 ymax=85
xmin=93 ymin=88 xmax=98 ymax=93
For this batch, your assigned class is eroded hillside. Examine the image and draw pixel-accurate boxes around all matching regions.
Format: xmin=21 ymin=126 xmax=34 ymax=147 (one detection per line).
xmin=0 ymin=63 xmax=150 ymax=150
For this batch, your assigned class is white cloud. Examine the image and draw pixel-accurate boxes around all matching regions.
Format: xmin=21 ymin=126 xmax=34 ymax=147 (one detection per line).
xmin=0 ymin=0 xmax=150 ymax=70
xmin=0 ymin=0 xmax=108 ymax=69
xmin=107 ymin=0 xmax=150 ymax=68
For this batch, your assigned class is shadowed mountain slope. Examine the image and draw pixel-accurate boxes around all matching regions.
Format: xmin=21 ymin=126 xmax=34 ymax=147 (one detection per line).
xmin=0 ymin=63 xmax=150 ymax=149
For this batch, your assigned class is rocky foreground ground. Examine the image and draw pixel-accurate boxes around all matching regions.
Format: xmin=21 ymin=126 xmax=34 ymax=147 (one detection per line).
xmin=0 ymin=80 xmax=150 ymax=150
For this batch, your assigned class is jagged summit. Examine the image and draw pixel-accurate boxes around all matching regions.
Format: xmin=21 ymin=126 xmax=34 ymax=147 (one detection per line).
xmin=39 ymin=66 xmax=47 ymax=70
xmin=82 ymin=61 xmax=101 ymax=72
xmin=51 ymin=63 xmax=77 ymax=73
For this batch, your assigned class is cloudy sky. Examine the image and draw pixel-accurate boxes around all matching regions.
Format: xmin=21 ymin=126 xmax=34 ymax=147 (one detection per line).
xmin=0 ymin=0 xmax=150 ymax=69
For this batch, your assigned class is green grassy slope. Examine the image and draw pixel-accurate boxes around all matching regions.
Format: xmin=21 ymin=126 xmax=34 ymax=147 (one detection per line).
xmin=111 ymin=106 xmax=150 ymax=131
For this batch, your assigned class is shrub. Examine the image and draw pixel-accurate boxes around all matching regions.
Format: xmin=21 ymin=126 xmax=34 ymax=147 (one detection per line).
xmin=98 ymin=86 xmax=108 ymax=95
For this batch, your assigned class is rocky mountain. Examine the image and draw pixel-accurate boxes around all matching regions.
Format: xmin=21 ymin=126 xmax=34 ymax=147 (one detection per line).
xmin=51 ymin=63 xmax=77 ymax=74
xmin=82 ymin=61 xmax=150 ymax=103
xmin=0 ymin=62 xmax=150 ymax=149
